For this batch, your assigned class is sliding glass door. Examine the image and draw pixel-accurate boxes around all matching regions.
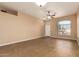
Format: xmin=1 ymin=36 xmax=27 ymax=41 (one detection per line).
xmin=58 ymin=20 xmax=71 ymax=37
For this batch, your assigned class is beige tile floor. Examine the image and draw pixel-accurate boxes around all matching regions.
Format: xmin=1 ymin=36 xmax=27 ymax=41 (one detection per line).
xmin=0 ymin=37 xmax=79 ymax=57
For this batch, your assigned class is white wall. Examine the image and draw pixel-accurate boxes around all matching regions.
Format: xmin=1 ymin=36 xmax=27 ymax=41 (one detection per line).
xmin=0 ymin=11 xmax=44 ymax=46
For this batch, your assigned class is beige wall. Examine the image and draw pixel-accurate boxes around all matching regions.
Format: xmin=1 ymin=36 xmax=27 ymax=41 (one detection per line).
xmin=51 ymin=14 xmax=77 ymax=40
xmin=77 ymin=10 xmax=79 ymax=44
xmin=0 ymin=11 xmax=44 ymax=46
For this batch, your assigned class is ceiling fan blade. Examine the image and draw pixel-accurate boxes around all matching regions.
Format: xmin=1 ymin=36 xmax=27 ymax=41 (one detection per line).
xmin=51 ymin=15 xmax=56 ymax=18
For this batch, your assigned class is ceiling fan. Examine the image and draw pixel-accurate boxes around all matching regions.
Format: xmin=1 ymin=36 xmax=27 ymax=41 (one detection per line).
xmin=42 ymin=10 xmax=56 ymax=21
xmin=46 ymin=10 xmax=56 ymax=19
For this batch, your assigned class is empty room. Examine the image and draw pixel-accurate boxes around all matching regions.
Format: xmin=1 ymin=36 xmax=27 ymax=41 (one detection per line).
xmin=0 ymin=1 xmax=79 ymax=57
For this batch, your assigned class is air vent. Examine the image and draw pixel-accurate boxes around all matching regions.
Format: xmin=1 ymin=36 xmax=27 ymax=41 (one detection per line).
xmin=0 ymin=7 xmax=18 ymax=16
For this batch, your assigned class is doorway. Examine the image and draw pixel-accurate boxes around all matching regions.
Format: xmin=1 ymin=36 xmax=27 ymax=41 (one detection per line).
xmin=45 ymin=21 xmax=51 ymax=36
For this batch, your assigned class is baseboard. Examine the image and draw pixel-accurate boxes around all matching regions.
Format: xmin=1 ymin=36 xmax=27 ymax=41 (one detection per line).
xmin=0 ymin=36 xmax=43 ymax=47
xmin=50 ymin=36 xmax=77 ymax=40
xmin=0 ymin=36 xmax=77 ymax=47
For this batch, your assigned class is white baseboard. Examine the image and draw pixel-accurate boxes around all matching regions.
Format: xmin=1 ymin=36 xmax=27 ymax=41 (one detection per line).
xmin=0 ymin=36 xmax=77 ymax=47
xmin=50 ymin=36 xmax=76 ymax=40
xmin=0 ymin=36 xmax=43 ymax=47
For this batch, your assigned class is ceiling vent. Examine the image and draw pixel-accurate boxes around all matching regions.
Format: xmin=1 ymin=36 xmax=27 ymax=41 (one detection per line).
xmin=0 ymin=7 xmax=18 ymax=16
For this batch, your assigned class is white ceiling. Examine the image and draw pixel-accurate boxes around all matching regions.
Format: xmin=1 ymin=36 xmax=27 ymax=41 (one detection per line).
xmin=0 ymin=2 xmax=79 ymax=19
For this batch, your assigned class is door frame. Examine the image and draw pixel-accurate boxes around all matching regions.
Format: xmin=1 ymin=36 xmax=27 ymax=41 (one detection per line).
xmin=57 ymin=19 xmax=72 ymax=38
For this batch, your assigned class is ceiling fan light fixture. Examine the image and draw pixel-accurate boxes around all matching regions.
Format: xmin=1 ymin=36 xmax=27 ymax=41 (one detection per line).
xmin=47 ymin=16 xmax=51 ymax=19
